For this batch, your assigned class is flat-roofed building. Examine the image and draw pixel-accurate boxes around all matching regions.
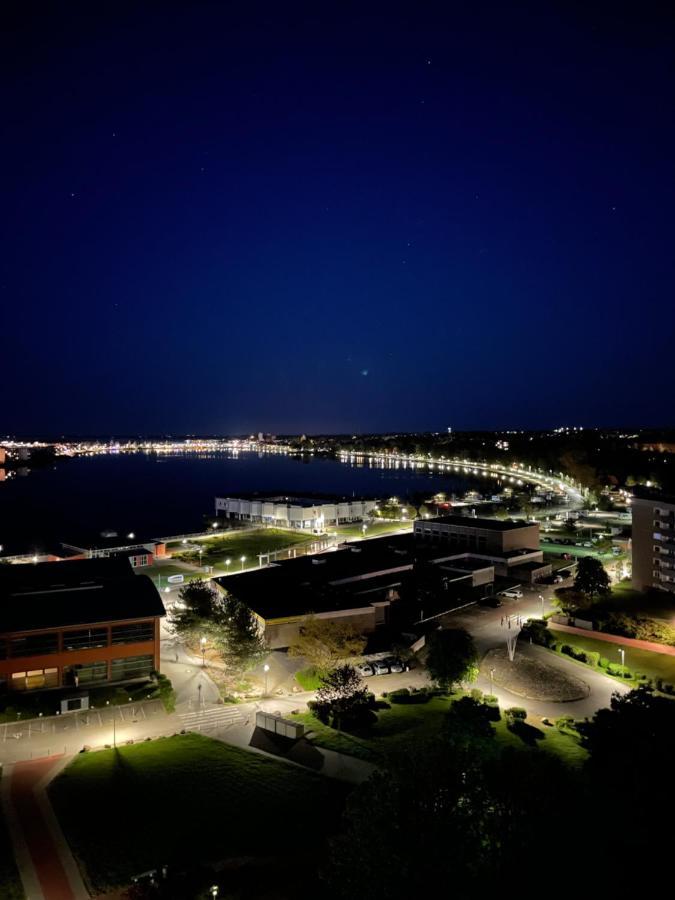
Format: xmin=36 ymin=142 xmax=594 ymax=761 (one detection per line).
xmin=631 ymin=490 xmax=675 ymax=593
xmin=414 ymin=515 xmax=549 ymax=581
xmin=215 ymin=494 xmax=377 ymax=530
xmin=0 ymin=557 xmax=165 ymax=692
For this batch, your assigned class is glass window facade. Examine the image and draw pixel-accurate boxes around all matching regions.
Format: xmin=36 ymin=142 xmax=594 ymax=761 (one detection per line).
xmin=64 ymin=660 xmax=109 ymax=686
xmin=62 ymin=628 xmax=109 ymax=651
xmin=10 ymin=633 xmax=59 ymax=658
xmin=110 ymin=654 xmax=154 ymax=681
xmin=11 ymin=667 xmax=58 ymax=690
xmin=111 ymin=622 xmax=154 ymax=645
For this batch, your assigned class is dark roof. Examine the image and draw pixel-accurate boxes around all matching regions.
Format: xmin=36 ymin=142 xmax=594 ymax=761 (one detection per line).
xmin=632 ymin=488 xmax=675 ymax=507
xmin=416 ymin=515 xmax=537 ymax=531
xmin=0 ymin=558 xmax=165 ymax=633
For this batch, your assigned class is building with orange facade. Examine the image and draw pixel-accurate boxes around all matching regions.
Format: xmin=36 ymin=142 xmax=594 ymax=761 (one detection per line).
xmin=0 ymin=557 xmax=165 ymax=693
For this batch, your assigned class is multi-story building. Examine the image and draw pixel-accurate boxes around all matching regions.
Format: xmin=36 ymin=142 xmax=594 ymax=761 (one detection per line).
xmin=414 ymin=515 xmax=550 ymax=582
xmin=0 ymin=557 xmax=165 ymax=693
xmin=631 ymin=490 xmax=675 ymax=593
xmin=215 ymin=494 xmax=377 ymax=530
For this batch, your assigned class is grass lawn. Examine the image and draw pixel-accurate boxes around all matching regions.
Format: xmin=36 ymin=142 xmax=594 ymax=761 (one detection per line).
xmin=549 ymin=628 xmax=675 ymax=685
xmin=540 ymin=542 xmax=614 ymax=562
xmin=293 ymin=694 xmax=586 ymax=767
xmin=49 ymin=734 xmax=348 ymax=893
xmin=171 ymin=528 xmax=320 ymax=568
xmin=333 ymin=521 xmax=412 ymax=539
xmin=294 ymin=667 xmax=323 ymax=691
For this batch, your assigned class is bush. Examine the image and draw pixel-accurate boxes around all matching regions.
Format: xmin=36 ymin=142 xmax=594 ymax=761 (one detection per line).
xmin=599 ymin=657 xmax=609 ymax=669
xmin=389 ymin=687 xmax=430 ymax=705
xmin=521 ymin=618 xmax=554 ymax=648
xmin=505 ymin=707 xmax=527 ymax=721
xmin=584 ymin=651 xmax=600 ymax=667
xmin=470 ymin=688 xmax=483 ymax=701
xmin=555 ymin=715 xmax=578 ymax=735
xmin=483 ymin=694 xmax=499 ymax=706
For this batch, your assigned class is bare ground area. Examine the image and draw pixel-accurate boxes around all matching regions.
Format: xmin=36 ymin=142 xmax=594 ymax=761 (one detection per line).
xmin=482 ymin=648 xmax=590 ymax=702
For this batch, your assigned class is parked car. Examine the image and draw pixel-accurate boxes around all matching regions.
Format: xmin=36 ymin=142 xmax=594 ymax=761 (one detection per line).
xmin=553 ymin=574 xmax=564 ymax=584
xmin=479 ymin=595 xmax=502 ymax=607
xmin=385 ymin=658 xmax=405 ymax=674
xmin=356 ymin=663 xmax=374 ymax=677
xmin=582 ymin=541 xmax=593 ymax=548
xmin=372 ymin=660 xmax=390 ymax=676
xmin=500 ymin=589 xmax=524 ymax=599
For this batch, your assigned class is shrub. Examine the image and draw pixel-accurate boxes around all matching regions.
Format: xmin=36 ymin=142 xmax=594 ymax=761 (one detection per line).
xmin=599 ymin=657 xmax=609 ymax=668
xmin=470 ymin=688 xmax=483 ymax=701
xmin=521 ymin=618 xmax=554 ymax=648
xmin=483 ymin=694 xmax=499 ymax=706
xmin=505 ymin=707 xmax=527 ymax=721
xmin=560 ymin=643 xmax=574 ymax=657
xmin=555 ymin=715 xmax=578 ymax=735
xmin=584 ymin=651 xmax=600 ymax=667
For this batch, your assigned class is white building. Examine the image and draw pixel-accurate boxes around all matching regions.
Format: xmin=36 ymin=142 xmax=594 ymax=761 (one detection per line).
xmin=215 ymin=495 xmax=377 ymax=530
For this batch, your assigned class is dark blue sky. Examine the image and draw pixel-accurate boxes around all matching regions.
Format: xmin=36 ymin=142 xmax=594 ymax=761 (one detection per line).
xmin=2 ymin=2 xmax=674 ymax=436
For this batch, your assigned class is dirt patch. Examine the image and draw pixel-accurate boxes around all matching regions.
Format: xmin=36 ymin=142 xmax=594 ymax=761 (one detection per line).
xmin=483 ymin=648 xmax=590 ymax=702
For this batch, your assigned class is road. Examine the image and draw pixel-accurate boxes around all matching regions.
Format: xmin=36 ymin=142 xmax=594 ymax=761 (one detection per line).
xmin=438 ymin=585 xmax=629 ymax=717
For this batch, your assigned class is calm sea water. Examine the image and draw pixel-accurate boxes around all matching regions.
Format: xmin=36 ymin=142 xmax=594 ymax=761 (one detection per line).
xmin=0 ymin=451 xmax=502 ymax=551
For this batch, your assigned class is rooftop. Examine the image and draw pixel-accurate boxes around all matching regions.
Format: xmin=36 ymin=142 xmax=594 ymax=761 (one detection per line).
xmin=0 ymin=558 xmax=165 ymax=633
xmin=416 ymin=515 xmax=538 ymax=531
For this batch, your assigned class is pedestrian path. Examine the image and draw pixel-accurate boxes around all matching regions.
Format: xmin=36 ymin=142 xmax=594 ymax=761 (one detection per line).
xmin=3 ymin=756 xmax=88 ymax=899
xmin=179 ymin=705 xmax=247 ymax=731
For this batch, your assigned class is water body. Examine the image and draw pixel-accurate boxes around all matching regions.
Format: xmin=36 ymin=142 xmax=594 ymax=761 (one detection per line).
xmin=0 ymin=451 xmax=505 ymax=551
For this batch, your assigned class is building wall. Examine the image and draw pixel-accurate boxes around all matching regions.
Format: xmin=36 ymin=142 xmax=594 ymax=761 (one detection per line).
xmin=263 ymin=608 xmax=377 ymax=649
xmin=632 ymin=496 xmax=675 ymax=593
xmin=215 ymin=497 xmax=377 ymax=528
xmin=0 ymin=617 xmax=161 ymax=691
xmin=414 ymin=520 xmax=539 ymax=553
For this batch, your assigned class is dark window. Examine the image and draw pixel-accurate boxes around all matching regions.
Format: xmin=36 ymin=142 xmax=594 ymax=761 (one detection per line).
xmin=66 ymin=660 xmax=108 ymax=685
xmin=0 ymin=640 xmax=7 ymax=660
xmin=63 ymin=628 xmax=108 ymax=651
xmin=110 ymin=655 xmax=154 ymax=681
xmin=10 ymin=633 xmax=59 ymax=658
xmin=111 ymin=622 xmax=154 ymax=645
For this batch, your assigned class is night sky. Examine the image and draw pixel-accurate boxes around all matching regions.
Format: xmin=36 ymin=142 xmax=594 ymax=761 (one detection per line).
xmin=2 ymin=3 xmax=674 ymax=436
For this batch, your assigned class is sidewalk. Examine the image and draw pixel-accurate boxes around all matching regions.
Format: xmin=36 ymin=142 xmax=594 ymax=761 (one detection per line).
xmin=2 ymin=755 xmax=88 ymax=899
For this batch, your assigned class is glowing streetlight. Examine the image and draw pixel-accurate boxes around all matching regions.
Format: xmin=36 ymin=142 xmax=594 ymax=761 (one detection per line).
xmin=200 ymin=636 xmax=207 ymax=667
xmin=619 ymin=647 xmax=625 ymax=675
xmin=263 ymin=663 xmax=270 ymax=695
xmin=240 ymin=555 xmax=246 ymax=570
xmin=225 ymin=558 xmax=231 ymax=571
xmin=127 ymin=532 xmax=135 ymax=540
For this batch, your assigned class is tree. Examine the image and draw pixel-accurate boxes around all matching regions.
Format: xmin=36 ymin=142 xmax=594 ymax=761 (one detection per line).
xmin=167 ymin=579 xmax=223 ymax=639
xmin=314 ymin=665 xmax=370 ymax=730
xmin=289 ymin=616 xmax=366 ymax=673
xmin=574 ymin=556 xmax=610 ymax=601
xmin=578 ymin=688 xmax=675 ymax=848
xmin=217 ymin=595 xmax=266 ymax=673
xmin=426 ymin=628 xmax=479 ymax=690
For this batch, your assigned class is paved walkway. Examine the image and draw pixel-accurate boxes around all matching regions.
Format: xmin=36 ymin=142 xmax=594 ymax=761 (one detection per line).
xmin=550 ymin=622 xmax=675 ymax=656
xmin=2 ymin=755 xmax=88 ymax=899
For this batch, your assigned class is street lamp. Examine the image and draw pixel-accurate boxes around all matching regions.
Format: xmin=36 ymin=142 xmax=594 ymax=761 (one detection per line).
xmin=240 ymin=555 xmax=246 ymax=570
xmin=200 ymin=636 xmax=207 ymax=667
xmin=489 ymin=667 xmax=495 ymax=694
xmin=210 ymin=887 xmax=219 ymax=899
xmin=263 ymin=663 xmax=270 ymax=696
xmin=619 ymin=647 xmax=625 ymax=674
xmin=539 ymin=594 xmax=544 ymax=617
xmin=198 ymin=548 xmax=203 ymax=568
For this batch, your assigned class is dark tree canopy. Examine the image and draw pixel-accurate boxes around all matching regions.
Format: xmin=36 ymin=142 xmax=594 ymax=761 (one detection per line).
xmin=574 ymin=556 xmax=611 ymax=600
xmin=425 ymin=628 xmax=478 ymax=689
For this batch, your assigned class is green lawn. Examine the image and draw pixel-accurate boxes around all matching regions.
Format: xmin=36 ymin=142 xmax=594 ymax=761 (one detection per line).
xmin=171 ymin=528 xmax=320 ymax=569
xmin=333 ymin=521 xmax=413 ymax=539
xmin=294 ymin=667 xmax=323 ymax=691
xmin=540 ymin=542 xmax=615 ymax=562
xmin=49 ymin=734 xmax=348 ymax=893
xmin=549 ymin=628 xmax=675 ymax=685
xmin=293 ymin=694 xmax=586 ymax=766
